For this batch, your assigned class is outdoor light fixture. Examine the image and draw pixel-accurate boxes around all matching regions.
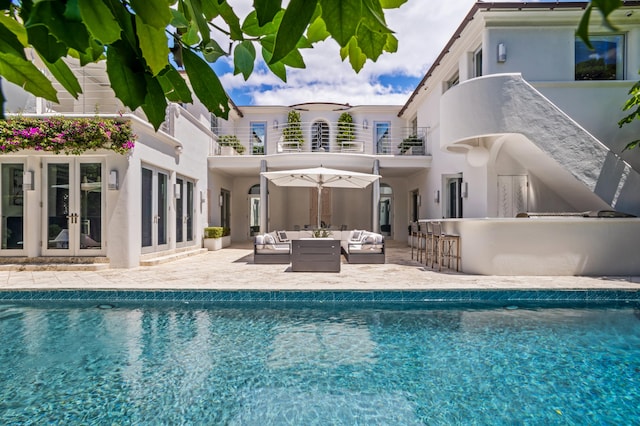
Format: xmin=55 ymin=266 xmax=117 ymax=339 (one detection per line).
xmin=497 ymin=43 xmax=506 ymax=63
xmin=273 ymin=120 xmax=279 ymax=129
xmin=434 ymin=190 xmax=440 ymax=204
xmin=22 ymin=170 xmax=34 ymax=191
xmin=363 ymin=119 xmax=369 ymax=129
xmin=175 ymin=145 xmax=183 ymax=155
xmin=108 ymin=170 xmax=119 ymax=190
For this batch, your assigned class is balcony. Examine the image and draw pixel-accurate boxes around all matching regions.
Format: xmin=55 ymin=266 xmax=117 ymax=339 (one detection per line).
xmin=211 ymin=123 xmax=429 ymax=157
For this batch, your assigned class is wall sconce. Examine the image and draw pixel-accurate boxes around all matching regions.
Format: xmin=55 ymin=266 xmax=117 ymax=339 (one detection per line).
xmin=219 ymin=194 xmax=224 ymax=206
xmin=434 ymin=190 xmax=440 ymax=204
xmin=22 ymin=170 xmax=34 ymax=191
xmin=363 ymin=119 xmax=369 ymax=129
xmin=462 ymin=182 xmax=468 ymax=198
xmin=175 ymin=145 xmax=183 ymax=155
xmin=417 ymin=195 xmax=421 ymax=206
xmin=174 ymin=183 xmax=181 ymax=199
xmin=108 ymin=170 xmax=119 ymax=190
xmin=497 ymin=43 xmax=506 ymax=63
xmin=273 ymin=120 xmax=279 ymax=130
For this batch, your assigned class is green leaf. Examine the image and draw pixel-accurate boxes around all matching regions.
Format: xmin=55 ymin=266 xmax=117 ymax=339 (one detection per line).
xmin=576 ymin=4 xmax=594 ymax=49
xmin=186 ymin=0 xmax=212 ymax=44
xmin=182 ymin=47 xmax=230 ymax=118
xmin=266 ymin=57 xmax=286 ymax=81
xmin=171 ymin=9 xmax=190 ymax=30
xmin=217 ymin=2 xmax=243 ymax=40
xmin=78 ymin=0 xmax=121 ymax=44
xmin=135 ymin=15 xmax=170 ymax=76
xmin=0 ymin=52 xmax=59 ymax=102
xmin=320 ymin=0 xmax=362 ymax=47
xmin=202 ymin=39 xmax=226 ymax=63
xmin=0 ymin=15 xmax=28 ymax=47
xmin=280 ymin=47 xmax=305 ymax=69
xmin=0 ymin=22 xmax=26 ymax=58
xmin=242 ymin=10 xmax=279 ymax=37
xmin=345 ymin=37 xmax=366 ymax=72
xmin=384 ymin=33 xmax=397 ymax=53
xmin=307 ymin=17 xmax=329 ymax=43
xmin=26 ymin=24 xmax=68 ymax=64
xmin=270 ymin=0 xmax=317 ymax=64
xmin=380 ymin=0 xmax=407 ymax=8
xmin=234 ymin=40 xmax=255 ymax=80
xmin=129 ymin=0 xmax=172 ymax=29
xmin=39 ymin=55 xmax=83 ymax=99
xmin=362 ymin=0 xmax=392 ymax=34
xmin=106 ymin=42 xmax=147 ymax=110
xmin=255 ymin=0 xmax=281 ymax=27
xmin=182 ymin=23 xmax=201 ymax=46
xmin=26 ymin=1 xmax=91 ymax=53
xmin=141 ymin=73 xmax=168 ymax=130
xmin=356 ymin=23 xmax=387 ymax=61
xmin=157 ymin=66 xmax=193 ymax=102
xmin=623 ymin=139 xmax=640 ymax=151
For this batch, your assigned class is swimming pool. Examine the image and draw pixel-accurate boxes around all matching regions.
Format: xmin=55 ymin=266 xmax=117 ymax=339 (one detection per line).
xmin=1 ymin=299 xmax=638 ymax=424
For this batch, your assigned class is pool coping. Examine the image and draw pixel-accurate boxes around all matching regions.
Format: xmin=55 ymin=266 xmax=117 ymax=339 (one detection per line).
xmin=1 ymin=289 xmax=638 ymax=305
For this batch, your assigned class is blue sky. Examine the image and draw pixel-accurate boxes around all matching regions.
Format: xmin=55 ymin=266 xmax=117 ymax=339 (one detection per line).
xmin=212 ymin=1 xmax=565 ymax=107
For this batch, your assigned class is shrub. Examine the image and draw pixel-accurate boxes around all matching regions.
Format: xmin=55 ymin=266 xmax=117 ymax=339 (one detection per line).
xmin=0 ymin=116 xmax=136 ymax=155
xmin=204 ymin=227 xmax=230 ymax=238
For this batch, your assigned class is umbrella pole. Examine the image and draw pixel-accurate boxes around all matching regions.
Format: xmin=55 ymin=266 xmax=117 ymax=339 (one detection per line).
xmin=317 ymin=184 xmax=322 ymax=229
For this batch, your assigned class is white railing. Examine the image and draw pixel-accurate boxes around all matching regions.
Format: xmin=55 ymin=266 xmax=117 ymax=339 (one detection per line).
xmin=213 ymin=123 xmax=429 ymax=156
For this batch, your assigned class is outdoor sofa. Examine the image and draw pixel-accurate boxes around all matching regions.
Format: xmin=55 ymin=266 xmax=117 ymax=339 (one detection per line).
xmin=253 ymin=229 xmax=385 ymax=264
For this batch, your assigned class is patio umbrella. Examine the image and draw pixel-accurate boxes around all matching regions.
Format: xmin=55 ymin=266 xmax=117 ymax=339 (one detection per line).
xmin=261 ymin=166 xmax=381 ymax=228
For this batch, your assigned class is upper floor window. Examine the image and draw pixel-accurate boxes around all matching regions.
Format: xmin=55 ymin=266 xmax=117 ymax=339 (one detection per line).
xmin=473 ymin=47 xmax=482 ymax=77
xmin=375 ymin=121 xmax=391 ymax=154
xmin=210 ymin=114 xmax=219 ymax=133
xmin=311 ymin=120 xmax=330 ymax=152
xmin=250 ymin=122 xmax=266 ymax=154
xmin=575 ymin=35 xmax=624 ymax=80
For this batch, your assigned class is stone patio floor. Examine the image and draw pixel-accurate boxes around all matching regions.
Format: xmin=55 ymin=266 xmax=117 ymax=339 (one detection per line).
xmin=0 ymin=241 xmax=638 ymax=291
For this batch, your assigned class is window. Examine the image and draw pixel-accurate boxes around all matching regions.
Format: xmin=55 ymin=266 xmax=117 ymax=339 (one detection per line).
xmin=311 ymin=120 xmax=330 ymax=151
xmin=250 ymin=122 xmax=266 ymax=155
xmin=473 ymin=48 xmax=482 ymax=77
xmin=375 ymin=122 xmax=391 ymax=154
xmin=445 ymin=72 xmax=459 ymax=92
xmin=575 ymin=35 xmax=624 ymax=80
xmin=210 ymin=114 xmax=219 ymax=133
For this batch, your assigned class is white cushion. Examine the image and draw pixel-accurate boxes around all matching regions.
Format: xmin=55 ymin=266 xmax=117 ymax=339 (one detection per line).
xmin=254 ymin=234 xmax=265 ymax=249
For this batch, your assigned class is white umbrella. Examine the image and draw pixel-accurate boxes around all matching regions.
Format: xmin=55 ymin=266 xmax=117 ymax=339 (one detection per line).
xmin=261 ymin=166 xmax=381 ymax=228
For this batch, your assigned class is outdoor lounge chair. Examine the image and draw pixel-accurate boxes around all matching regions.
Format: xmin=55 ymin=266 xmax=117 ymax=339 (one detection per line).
xmin=253 ymin=232 xmax=291 ymax=264
xmin=341 ymin=230 xmax=385 ymax=264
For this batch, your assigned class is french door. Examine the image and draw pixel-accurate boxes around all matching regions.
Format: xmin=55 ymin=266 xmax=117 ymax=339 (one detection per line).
xmin=1 ymin=163 xmax=25 ymax=253
xmin=141 ymin=166 xmax=169 ymax=253
xmin=43 ymin=159 xmax=105 ymax=256
xmin=175 ymin=176 xmax=194 ymax=247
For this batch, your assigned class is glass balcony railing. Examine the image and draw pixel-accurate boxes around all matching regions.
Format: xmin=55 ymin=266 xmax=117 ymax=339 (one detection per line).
xmin=212 ymin=123 xmax=429 ymax=157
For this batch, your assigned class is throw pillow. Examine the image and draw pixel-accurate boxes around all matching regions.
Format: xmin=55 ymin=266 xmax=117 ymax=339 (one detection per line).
xmin=277 ymin=230 xmax=289 ymax=242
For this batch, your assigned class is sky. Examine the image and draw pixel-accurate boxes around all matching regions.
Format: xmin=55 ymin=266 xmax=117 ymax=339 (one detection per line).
xmin=211 ymin=1 xmax=558 ymax=107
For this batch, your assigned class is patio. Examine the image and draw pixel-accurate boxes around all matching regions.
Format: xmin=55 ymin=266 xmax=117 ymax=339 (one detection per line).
xmin=0 ymin=240 xmax=638 ymax=291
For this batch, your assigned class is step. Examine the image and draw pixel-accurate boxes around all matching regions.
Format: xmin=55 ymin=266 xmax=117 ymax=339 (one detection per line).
xmin=0 ymin=256 xmax=110 ymax=271
xmin=139 ymin=248 xmax=208 ymax=266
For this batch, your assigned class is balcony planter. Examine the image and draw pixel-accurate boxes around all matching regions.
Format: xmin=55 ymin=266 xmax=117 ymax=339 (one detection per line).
xmin=203 ymin=227 xmax=231 ymax=251
xmin=398 ymin=136 xmax=423 ymax=155
xmin=218 ymin=135 xmax=245 ymax=155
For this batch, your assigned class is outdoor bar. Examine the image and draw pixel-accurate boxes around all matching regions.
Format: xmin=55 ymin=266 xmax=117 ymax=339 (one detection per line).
xmin=423 ymin=217 xmax=640 ymax=276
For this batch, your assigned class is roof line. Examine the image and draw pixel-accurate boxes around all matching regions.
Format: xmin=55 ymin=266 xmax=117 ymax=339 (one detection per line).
xmin=397 ymin=1 xmax=640 ymax=117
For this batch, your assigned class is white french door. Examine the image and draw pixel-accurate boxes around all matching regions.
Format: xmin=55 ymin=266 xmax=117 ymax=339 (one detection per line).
xmin=42 ymin=158 xmax=105 ymax=256
xmin=141 ymin=166 xmax=169 ymax=253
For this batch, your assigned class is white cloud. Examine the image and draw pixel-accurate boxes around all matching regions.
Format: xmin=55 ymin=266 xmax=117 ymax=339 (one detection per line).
xmin=218 ymin=0 xmax=479 ymax=106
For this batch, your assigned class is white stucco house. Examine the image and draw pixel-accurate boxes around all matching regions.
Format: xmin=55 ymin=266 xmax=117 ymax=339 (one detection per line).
xmin=2 ymin=1 xmax=640 ymax=273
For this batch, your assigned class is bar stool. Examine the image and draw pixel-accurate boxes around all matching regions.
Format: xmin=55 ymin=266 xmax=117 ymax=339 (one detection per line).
xmin=416 ymin=222 xmax=427 ymax=263
xmin=410 ymin=221 xmax=419 ymax=260
xmin=424 ymin=221 xmax=435 ymax=266
xmin=433 ymin=221 xmax=460 ymax=271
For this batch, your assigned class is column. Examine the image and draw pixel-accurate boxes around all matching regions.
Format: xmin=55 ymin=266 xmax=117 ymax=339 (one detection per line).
xmin=372 ymin=159 xmax=380 ymax=233
xmin=260 ymin=159 xmax=268 ymax=233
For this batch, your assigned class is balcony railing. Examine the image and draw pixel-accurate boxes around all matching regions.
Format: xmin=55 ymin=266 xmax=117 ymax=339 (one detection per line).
xmin=212 ymin=123 xmax=429 ymax=157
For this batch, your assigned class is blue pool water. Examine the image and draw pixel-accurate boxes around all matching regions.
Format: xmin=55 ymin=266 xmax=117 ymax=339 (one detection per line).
xmin=1 ymin=301 xmax=639 ymax=424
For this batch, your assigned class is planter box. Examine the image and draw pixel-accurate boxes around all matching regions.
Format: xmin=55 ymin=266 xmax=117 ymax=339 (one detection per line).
xmin=220 ymin=146 xmax=238 ymax=156
xmin=203 ymin=235 xmax=231 ymax=251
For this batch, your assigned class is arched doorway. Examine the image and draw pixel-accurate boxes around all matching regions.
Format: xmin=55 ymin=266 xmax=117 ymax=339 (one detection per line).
xmin=379 ymin=184 xmax=393 ymax=237
xmin=311 ymin=120 xmax=330 ymax=152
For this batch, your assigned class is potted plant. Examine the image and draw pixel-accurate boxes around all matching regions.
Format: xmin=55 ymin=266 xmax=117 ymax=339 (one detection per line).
xmin=398 ymin=135 xmax=423 ymax=155
xmin=282 ymin=110 xmax=304 ymax=149
xmin=337 ymin=112 xmax=355 ymax=149
xmin=312 ymin=228 xmax=332 ymax=238
xmin=203 ymin=226 xmax=231 ymax=251
xmin=218 ymin=135 xmax=246 ymax=155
